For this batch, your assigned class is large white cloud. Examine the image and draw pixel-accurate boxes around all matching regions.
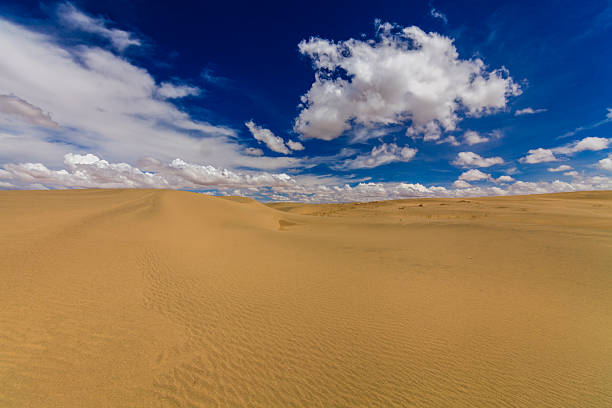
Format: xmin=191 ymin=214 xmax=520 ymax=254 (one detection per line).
xmin=0 ymin=16 xmax=297 ymax=171
xmin=335 ymin=143 xmax=417 ymax=169
xmin=452 ymin=152 xmax=504 ymax=167
xmin=294 ymin=22 xmax=520 ymax=141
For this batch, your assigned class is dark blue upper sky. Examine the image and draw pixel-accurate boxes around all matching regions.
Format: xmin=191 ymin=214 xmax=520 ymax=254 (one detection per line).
xmin=0 ymin=0 xmax=611 ymax=201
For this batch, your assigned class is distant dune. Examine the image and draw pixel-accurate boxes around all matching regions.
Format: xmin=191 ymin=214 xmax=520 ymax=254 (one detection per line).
xmin=1 ymin=189 xmax=612 ymax=407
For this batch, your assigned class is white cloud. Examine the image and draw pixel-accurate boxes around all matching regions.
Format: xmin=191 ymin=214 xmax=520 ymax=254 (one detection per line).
xmin=597 ymin=154 xmax=612 ymax=171
xmin=452 ymin=152 xmax=504 ymax=167
xmin=515 ymin=107 xmax=547 ymax=116
xmin=1 ymin=153 xmax=295 ymax=189
xmin=406 ymin=121 xmax=443 ymax=141
xmin=522 ymin=137 xmax=610 ymax=165
xmin=157 ymin=82 xmax=200 ymax=99
xmin=57 ymin=3 xmax=141 ymax=51
xmin=463 ymin=130 xmax=489 ymax=145
xmin=3 ymin=153 xmax=612 ymax=202
xmin=453 ymin=180 xmax=471 ymax=188
xmin=458 ymin=169 xmax=491 ymax=181
xmin=351 ymin=126 xmax=395 ymax=143
xmin=552 ymin=136 xmax=610 ymax=154
xmin=430 ymin=8 xmax=448 ymax=23
xmin=335 ymin=143 xmax=417 ymax=169
xmin=287 ymin=140 xmax=305 ymax=151
xmin=563 ymin=171 xmax=579 ymax=177
xmin=0 ymin=94 xmax=59 ymax=128
xmin=505 ymin=167 xmax=518 ymax=175
xmin=520 ymin=148 xmax=557 ymax=164
xmin=495 ymin=175 xmax=514 ymax=183
xmin=0 ymin=17 xmax=298 ymax=171
xmin=547 ymin=165 xmax=572 ymax=172
xmin=438 ymin=135 xmax=460 ymax=146
xmin=294 ymin=23 xmax=520 ymax=141
xmin=245 ymin=121 xmax=292 ymax=154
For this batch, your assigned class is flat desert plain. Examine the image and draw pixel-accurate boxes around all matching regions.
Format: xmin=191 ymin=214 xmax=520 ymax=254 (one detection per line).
xmin=1 ymin=189 xmax=612 ymax=407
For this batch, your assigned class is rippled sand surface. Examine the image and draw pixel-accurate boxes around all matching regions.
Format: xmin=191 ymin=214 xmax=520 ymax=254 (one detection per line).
xmin=1 ymin=189 xmax=611 ymax=407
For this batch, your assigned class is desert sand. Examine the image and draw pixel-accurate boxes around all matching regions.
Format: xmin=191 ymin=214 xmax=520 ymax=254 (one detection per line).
xmin=1 ymin=189 xmax=612 ymax=407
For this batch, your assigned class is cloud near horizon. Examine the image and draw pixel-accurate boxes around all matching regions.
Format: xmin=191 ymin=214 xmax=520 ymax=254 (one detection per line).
xmin=4 ymin=153 xmax=612 ymax=203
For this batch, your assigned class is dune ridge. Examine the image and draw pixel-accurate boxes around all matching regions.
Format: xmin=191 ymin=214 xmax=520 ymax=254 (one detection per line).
xmin=1 ymin=189 xmax=612 ymax=407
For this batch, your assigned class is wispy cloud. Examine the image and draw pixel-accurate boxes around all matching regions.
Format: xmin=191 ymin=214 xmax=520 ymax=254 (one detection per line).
xmin=156 ymin=82 xmax=201 ymax=99
xmin=551 ymin=136 xmax=610 ymax=154
xmin=57 ymin=2 xmax=141 ymax=51
xmin=0 ymin=94 xmax=59 ymax=128
xmin=547 ymin=165 xmax=572 ymax=172
xmin=245 ymin=121 xmax=303 ymax=155
xmin=200 ymin=67 xmax=232 ymax=86
xmin=559 ymin=108 xmax=612 ymax=139
xmin=430 ymin=7 xmax=448 ymax=24
xmin=515 ymin=107 xmax=547 ymax=116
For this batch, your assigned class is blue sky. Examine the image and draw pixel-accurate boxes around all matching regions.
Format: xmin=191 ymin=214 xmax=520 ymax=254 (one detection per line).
xmin=0 ymin=0 xmax=611 ymax=201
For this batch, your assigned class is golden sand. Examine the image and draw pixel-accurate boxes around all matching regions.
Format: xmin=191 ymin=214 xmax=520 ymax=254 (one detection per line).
xmin=1 ymin=189 xmax=611 ymax=407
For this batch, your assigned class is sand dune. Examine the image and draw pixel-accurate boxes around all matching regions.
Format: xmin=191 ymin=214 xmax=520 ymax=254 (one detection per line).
xmin=1 ymin=189 xmax=612 ymax=407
